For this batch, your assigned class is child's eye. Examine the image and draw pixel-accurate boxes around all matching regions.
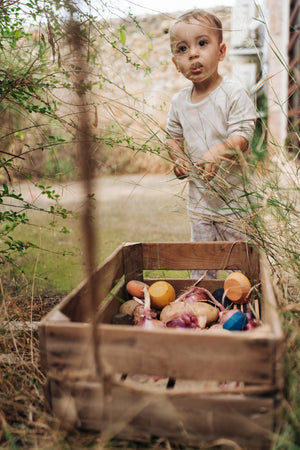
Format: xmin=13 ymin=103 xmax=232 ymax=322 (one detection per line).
xmin=198 ymin=40 xmax=207 ymax=47
xmin=178 ymin=45 xmax=187 ymax=53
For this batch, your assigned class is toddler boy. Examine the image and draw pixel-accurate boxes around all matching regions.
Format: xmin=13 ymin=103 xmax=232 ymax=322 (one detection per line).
xmin=166 ymin=9 xmax=257 ymax=278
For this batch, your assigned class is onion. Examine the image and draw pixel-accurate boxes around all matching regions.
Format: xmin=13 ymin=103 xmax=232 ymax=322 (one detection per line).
xmin=136 ymin=318 xmax=165 ymax=329
xmin=175 ymin=286 xmax=225 ymax=311
xmin=133 ymin=304 xmax=157 ymax=325
xmin=133 ymin=287 xmax=157 ymax=325
xmin=219 ymin=309 xmax=239 ymax=324
xmin=245 ymin=319 xmax=258 ymax=330
xmin=184 ymin=292 xmax=209 ymax=302
xmin=244 ymin=302 xmax=259 ymax=330
xmin=166 ymin=313 xmax=198 ymax=328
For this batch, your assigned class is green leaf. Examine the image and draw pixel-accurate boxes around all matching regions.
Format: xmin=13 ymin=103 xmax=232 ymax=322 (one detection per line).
xmin=119 ymin=29 xmax=126 ymax=46
xmin=14 ymin=29 xmax=22 ymax=39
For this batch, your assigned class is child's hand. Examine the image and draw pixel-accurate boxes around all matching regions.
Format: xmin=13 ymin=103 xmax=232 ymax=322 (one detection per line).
xmin=173 ymin=158 xmax=190 ymax=179
xmin=195 ymin=146 xmax=224 ymax=182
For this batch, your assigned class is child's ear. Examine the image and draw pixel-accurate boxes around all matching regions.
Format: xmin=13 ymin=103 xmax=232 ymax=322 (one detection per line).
xmin=219 ymin=43 xmax=226 ymax=61
xmin=172 ymin=57 xmax=180 ymax=72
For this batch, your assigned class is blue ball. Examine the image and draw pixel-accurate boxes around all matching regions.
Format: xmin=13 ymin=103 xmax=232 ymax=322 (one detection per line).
xmin=223 ymin=311 xmax=248 ymax=331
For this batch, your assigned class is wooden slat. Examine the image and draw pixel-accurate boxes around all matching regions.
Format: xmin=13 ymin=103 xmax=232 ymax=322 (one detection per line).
xmin=96 ymin=283 xmax=125 ymax=324
xmin=49 ymin=379 xmax=104 ymax=428
xmin=99 ymin=325 xmax=277 ymax=384
xmin=123 ymin=242 xmax=143 ymax=284
xmin=141 ymin=242 xmax=258 ymax=277
xmin=40 ymin=323 xmax=96 ymax=378
xmin=104 ymin=383 xmax=275 ymax=447
xmin=242 ymin=243 xmax=260 ymax=286
xmin=48 ymin=244 xmax=124 ymax=322
xmin=259 ymin=256 xmax=283 ymax=338
xmin=49 ymin=378 xmax=275 ymax=448
xmin=145 ymin=278 xmax=225 ymax=293
xmin=259 ymin=256 xmax=285 ymax=389
xmin=41 ymin=321 xmax=278 ymax=385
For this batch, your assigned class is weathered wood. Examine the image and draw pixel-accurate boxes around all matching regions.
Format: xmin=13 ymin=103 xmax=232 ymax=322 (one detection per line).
xmin=41 ymin=323 xmax=96 ymax=380
xmin=42 ymin=321 xmax=279 ymax=385
xmin=145 ymin=278 xmax=225 ymax=293
xmin=259 ymin=256 xmax=283 ymax=337
xmin=104 ymin=382 xmax=275 ymax=448
xmin=99 ymin=325 xmax=277 ymax=384
xmin=259 ymin=256 xmax=285 ymax=389
xmin=49 ymin=378 xmax=275 ymax=449
xmin=58 ymin=244 xmax=124 ymax=322
xmin=141 ymin=241 xmax=257 ymax=275
xmin=96 ymin=283 xmax=125 ymax=324
xmin=241 ymin=243 xmax=261 ymax=286
xmin=123 ymin=242 xmax=143 ymax=285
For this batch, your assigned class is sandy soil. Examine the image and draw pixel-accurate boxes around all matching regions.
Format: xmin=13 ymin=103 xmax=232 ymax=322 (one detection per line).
xmin=15 ymin=173 xmax=187 ymax=207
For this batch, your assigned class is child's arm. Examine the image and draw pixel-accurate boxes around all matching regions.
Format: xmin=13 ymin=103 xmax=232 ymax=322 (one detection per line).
xmin=196 ymin=135 xmax=249 ymax=181
xmin=167 ymin=138 xmax=190 ymax=179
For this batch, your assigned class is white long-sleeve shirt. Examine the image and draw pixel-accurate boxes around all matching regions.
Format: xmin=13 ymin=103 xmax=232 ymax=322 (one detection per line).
xmin=166 ymin=77 xmax=257 ymax=219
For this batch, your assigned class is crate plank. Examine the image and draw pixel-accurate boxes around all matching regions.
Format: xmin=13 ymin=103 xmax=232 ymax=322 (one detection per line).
xmin=104 ymin=382 xmax=275 ymax=448
xmin=99 ymin=325 xmax=277 ymax=384
xmin=49 ymin=378 xmax=275 ymax=449
xmin=57 ymin=244 xmax=124 ymax=322
xmin=123 ymin=242 xmax=143 ymax=284
xmin=41 ymin=323 xmax=96 ymax=379
xmin=41 ymin=322 xmax=278 ymax=385
xmin=141 ymin=242 xmax=258 ymax=276
xmin=259 ymin=256 xmax=285 ymax=389
xmin=145 ymin=278 xmax=225 ymax=293
xmin=260 ymin=256 xmax=283 ymax=337
xmin=96 ymin=284 xmax=125 ymax=324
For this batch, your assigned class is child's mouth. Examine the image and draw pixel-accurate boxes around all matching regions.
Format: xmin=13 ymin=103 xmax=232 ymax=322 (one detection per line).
xmin=190 ymin=66 xmax=203 ymax=74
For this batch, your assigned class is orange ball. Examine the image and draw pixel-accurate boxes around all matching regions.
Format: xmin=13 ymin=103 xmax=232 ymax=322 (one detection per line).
xmin=148 ymin=281 xmax=176 ymax=309
xmin=224 ymin=272 xmax=251 ymax=304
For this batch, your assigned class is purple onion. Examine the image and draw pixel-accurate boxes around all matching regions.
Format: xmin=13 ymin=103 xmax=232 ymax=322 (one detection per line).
xmin=166 ymin=312 xmax=198 ymax=328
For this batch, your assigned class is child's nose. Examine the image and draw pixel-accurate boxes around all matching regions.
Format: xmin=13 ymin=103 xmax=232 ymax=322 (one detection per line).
xmin=189 ymin=45 xmax=200 ymax=58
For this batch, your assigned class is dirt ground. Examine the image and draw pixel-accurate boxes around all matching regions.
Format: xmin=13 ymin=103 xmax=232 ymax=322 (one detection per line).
xmin=17 ymin=173 xmax=187 ymax=207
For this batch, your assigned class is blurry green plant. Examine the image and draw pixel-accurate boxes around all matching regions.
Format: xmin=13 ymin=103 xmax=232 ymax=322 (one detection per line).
xmin=0 ymin=0 xmax=161 ymax=267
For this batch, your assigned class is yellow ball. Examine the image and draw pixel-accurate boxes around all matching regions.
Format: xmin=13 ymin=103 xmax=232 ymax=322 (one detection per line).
xmin=148 ymin=281 xmax=176 ymax=309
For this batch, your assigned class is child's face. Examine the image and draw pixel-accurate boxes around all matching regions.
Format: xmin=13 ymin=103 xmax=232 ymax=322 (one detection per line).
xmin=171 ymin=18 xmax=226 ymax=88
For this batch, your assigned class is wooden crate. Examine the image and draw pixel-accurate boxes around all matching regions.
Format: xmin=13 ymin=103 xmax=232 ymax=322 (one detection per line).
xmin=39 ymin=242 xmax=284 ymax=449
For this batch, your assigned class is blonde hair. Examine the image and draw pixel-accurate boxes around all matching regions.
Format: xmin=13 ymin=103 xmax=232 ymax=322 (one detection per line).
xmin=170 ymin=9 xmax=223 ymax=52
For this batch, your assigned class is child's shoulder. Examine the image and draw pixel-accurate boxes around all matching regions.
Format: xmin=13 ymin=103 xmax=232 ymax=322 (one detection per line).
xmin=220 ymin=77 xmax=250 ymax=97
xmin=171 ymin=85 xmax=192 ymax=103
